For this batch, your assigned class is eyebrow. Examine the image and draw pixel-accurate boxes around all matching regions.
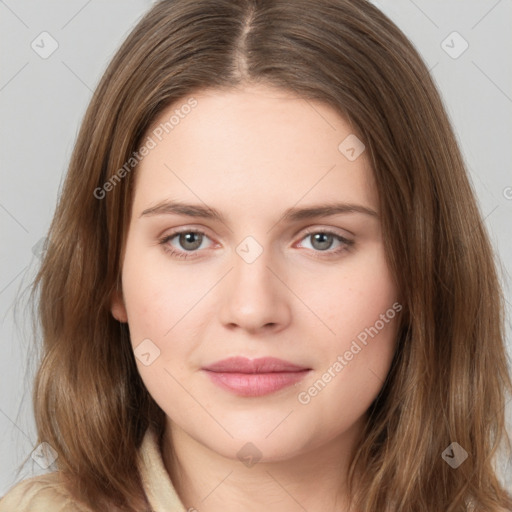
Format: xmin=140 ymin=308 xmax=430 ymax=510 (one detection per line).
xmin=139 ymin=200 xmax=379 ymax=222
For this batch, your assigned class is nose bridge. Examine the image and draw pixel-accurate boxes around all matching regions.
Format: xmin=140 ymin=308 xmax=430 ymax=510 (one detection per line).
xmin=217 ymin=234 xmax=290 ymax=331
xmin=231 ymin=233 xmax=276 ymax=299
xmin=233 ymin=236 xmax=272 ymax=287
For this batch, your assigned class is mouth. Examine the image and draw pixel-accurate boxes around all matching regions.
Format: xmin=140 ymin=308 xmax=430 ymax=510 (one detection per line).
xmin=202 ymin=356 xmax=311 ymax=397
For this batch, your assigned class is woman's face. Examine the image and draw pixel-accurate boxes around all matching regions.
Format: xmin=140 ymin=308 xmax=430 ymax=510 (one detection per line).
xmin=112 ymin=84 xmax=400 ymax=462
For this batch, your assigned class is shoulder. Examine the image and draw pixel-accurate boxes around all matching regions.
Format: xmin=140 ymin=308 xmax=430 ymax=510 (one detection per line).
xmin=0 ymin=472 xmax=91 ymax=512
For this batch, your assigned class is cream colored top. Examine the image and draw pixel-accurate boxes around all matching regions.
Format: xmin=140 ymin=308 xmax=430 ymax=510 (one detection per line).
xmin=0 ymin=428 xmax=187 ymax=512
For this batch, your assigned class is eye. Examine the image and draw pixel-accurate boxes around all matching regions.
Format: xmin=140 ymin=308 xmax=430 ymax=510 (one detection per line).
xmin=297 ymin=229 xmax=354 ymax=258
xmin=158 ymin=230 xmax=213 ymax=260
xmin=158 ymin=227 xmax=354 ymax=261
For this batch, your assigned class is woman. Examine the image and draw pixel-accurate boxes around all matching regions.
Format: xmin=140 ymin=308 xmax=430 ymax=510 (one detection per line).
xmin=1 ymin=0 xmax=511 ymax=510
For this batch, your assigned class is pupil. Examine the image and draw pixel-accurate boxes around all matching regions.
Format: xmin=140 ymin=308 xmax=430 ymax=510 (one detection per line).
xmin=181 ymin=232 xmax=201 ymax=250
xmin=313 ymin=233 xmax=332 ymax=250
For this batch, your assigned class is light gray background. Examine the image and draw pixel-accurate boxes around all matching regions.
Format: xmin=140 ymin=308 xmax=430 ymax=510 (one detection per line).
xmin=1 ymin=0 xmax=511 ymax=496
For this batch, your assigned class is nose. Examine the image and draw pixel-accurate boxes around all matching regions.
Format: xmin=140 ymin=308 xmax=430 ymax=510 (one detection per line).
xmin=217 ymin=243 xmax=291 ymax=335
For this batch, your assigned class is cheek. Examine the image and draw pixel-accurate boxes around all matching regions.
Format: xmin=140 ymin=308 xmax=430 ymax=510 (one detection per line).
xmin=296 ymin=307 xmax=398 ymax=437
xmin=297 ymin=244 xmax=399 ymax=396
xmin=121 ymin=252 xmax=195 ymax=414
xmin=121 ymin=243 xmax=188 ymax=338
xmin=120 ymin=243 xmax=203 ymax=392
xmin=301 ymin=244 xmax=398 ymax=342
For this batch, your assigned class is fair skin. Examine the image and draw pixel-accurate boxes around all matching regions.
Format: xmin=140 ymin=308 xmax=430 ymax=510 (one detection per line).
xmin=111 ymin=83 xmax=400 ymax=512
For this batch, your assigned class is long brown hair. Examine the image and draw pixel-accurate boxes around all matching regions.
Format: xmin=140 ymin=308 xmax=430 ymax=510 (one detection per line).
xmin=21 ymin=0 xmax=512 ymax=510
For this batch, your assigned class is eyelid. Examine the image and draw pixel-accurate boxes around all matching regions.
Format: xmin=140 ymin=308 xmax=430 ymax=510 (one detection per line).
xmin=295 ymin=225 xmax=353 ymax=241
xmin=159 ymin=226 xmax=217 ymax=245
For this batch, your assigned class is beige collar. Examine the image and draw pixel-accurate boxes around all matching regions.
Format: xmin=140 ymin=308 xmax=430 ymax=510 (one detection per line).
xmin=137 ymin=427 xmax=187 ymax=512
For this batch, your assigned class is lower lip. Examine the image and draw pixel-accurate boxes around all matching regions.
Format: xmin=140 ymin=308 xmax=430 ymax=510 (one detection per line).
xmin=203 ymin=370 xmax=310 ymax=397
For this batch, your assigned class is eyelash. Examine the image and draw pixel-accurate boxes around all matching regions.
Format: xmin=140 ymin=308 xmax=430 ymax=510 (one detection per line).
xmin=158 ymin=228 xmax=354 ymax=261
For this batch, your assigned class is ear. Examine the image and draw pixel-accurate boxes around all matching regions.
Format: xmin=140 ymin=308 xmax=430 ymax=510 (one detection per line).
xmin=110 ymin=288 xmax=128 ymax=323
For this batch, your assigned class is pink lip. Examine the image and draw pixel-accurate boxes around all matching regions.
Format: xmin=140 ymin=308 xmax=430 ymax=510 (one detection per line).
xmin=202 ymin=357 xmax=311 ymax=397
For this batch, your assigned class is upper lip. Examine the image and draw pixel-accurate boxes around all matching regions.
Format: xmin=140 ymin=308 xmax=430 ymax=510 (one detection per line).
xmin=202 ymin=357 xmax=310 ymax=374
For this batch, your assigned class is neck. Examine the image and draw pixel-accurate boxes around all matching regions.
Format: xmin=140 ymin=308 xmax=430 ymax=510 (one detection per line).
xmin=161 ymin=417 xmax=365 ymax=512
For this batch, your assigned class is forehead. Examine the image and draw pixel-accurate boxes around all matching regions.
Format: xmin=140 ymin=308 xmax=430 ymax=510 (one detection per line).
xmin=133 ymin=84 xmax=377 ymax=218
